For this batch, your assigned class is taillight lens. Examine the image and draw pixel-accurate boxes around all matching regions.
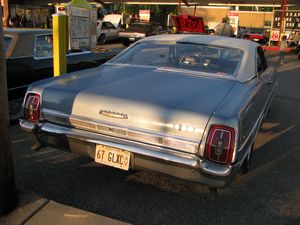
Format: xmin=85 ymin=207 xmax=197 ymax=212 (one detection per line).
xmin=204 ymin=125 xmax=235 ymax=165
xmin=24 ymin=93 xmax=41 ymax=123
xmin=58 ymin=6 xmax=65 ymax=11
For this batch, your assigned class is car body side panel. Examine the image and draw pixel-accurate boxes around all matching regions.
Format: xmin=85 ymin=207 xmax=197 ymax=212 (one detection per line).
xmin=202 ymin=67 xmax=277 ymax=163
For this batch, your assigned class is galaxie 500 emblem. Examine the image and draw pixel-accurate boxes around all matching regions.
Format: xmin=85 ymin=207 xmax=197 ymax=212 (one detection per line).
xmin=99 ymin=110 xmax=128 ymax=119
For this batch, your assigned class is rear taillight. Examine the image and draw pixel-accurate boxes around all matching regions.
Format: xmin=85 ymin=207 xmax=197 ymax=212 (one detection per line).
xmin=24 ymin=93 xmax=41 ymax=123
xmin=58 ymin=6 xmax=65 ymax=11
xmin=204 ymin=125 xmax=235 ymax=165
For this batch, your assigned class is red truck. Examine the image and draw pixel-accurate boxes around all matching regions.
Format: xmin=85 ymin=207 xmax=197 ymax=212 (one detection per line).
xmin=172 ymin=15 xmax=207 ymax=34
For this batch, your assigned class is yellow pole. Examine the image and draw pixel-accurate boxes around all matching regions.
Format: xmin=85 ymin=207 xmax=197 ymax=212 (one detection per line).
xmin=53 ymin=14 xmax=67 ymax=77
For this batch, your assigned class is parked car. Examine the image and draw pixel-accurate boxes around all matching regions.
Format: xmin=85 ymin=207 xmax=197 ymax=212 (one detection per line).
xmin=241 ymin=28 xmax=268 ymax=45
xmin=119 ymin=22 xmax=162 ymax=46
xmin=244 ymin=33 xmax=268 ymax=44
xmin=96 ymin=20 xmax=120 ymax=45
xmin=102 ymin=13 xmax=130 ymax=29
xmin=5 ymin=28 xmax=116 ymax=122
xmin=20 ymin=34 xmax=278 ymax=191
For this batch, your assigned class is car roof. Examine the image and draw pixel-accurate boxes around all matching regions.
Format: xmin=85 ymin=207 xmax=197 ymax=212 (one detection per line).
xmin=4 ymin=28 xmax=52 ymax=58
xmin=141 ymin=34 xmax=259 ymax=52
xmin=139 ymin=34 xmax=259 ymax=81
xmin=4 ymin=28 xmax=52 ymax=35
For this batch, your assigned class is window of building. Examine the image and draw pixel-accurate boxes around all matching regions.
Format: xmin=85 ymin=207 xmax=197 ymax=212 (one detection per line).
xmin=258 ymin=7 xmax=273 ymax=12
xmin=264 ymin=21 xmax=272 ymax=27
xmin=239 ymin=6 xmax=254 ymax=11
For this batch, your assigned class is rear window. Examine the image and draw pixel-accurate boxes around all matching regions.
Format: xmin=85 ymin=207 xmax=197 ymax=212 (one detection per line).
xmin=34 ymin=35 xmax=53 ymax=58
xmin=112 ymin=42 xmax=243 ymax=76
xmin=34 ymin=34 xmax=88 ymax=58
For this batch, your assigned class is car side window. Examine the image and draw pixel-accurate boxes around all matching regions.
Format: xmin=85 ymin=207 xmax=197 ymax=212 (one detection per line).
xmin=34 ymin=34 xmax=89 ymax=59
xmin=257 ymin=47 xmax=267 ymax=74
xmin=106 ymin=22 xmax=116 ymax=29
xmin=34 ymin=35 xmax=53 ymax=58
xmin=102 ymin=22 xmax=108 ymax=30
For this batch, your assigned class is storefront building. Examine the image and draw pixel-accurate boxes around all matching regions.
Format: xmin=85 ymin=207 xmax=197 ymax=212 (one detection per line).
xmin=3 ymin=0 xmax=300 ymax=30
xmin=4 ymin=0 xmax=103 ymax=28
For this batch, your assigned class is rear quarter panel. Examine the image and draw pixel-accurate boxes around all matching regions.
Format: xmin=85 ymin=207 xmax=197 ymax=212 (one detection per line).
xmin=200 ymin=71 xmax=276 ymax=164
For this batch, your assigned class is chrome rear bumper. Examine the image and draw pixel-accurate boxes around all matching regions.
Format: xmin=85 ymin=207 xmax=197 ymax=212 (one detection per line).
xmin=20 ymin=119 xmax=240 ymax=188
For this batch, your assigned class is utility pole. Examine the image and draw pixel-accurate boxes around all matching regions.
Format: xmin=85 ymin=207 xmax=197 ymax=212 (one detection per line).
xmin=2 ymin=0 xmax=9 ymax=27
xmin=0 ymin=9 xmax=17 ymax=214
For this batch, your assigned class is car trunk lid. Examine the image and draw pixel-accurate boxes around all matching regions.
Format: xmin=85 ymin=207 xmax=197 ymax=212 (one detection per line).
xmin=41 ymin=64 xmax=234 ymax=143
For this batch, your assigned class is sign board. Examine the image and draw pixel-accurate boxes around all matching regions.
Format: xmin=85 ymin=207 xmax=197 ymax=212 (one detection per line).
xmin=273 ymin=10 xmax=300 ymax=31
xmin=229 ymin=11 xmax=239 ymax=17
xmin=228 ymin=14 xmax=239 ymax=36
xmin=139 ymin=10 xmax=150 ymax=22
xmin=270 ymin=30 xmax=280 ymax=41
xmin=68 ymin=5 xmax=97 ymax=50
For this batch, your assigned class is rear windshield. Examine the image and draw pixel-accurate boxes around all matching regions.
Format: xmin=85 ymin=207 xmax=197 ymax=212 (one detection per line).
xmin=112 ymin=42 xmax=243 ymax=76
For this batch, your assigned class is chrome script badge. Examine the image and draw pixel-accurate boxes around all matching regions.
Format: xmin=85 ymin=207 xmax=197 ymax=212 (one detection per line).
xmin=99 ymin=110 xmax=128 ymax=119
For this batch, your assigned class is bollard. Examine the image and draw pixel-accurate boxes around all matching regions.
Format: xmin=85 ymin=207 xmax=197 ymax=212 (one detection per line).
xmin=53 ymin=14 xmax=67 ymax=76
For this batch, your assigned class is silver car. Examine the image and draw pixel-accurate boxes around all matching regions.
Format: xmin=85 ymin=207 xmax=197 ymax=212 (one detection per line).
xmin=20 ymin=34 xmax=277 ymax=190
xmin=97 ymin=20 xmax=120 ymax=45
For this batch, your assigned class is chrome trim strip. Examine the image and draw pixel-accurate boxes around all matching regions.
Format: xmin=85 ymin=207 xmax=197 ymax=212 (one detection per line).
xmin=70 ymin=115 xmax=200 ymax=144
xmin=8 ymin=55 xmax=33 ymax=59
xmin=33 ymin=51 xmax=92 ymax=60
xmin=39 ymin=122 xmax=200 ymax=168
xmin=200 ymin=160 xmax=238 ymax=176
xmin=42 ymin=109 xmax=70 ymax=120
xmin=105 ymin=63 xmax=236 ymax=80
xmin=156 ymin=67 xmax=237 ymax=80
xmin=99 ymin=109 xmax=128 ymax=119
xmin=40 ymin=110 xmax=200 ymax=153
xmin=8 ymin=84 xmax=29 ymax=91
xmin=19 ymin=119 xmax=37 ymax=132
xmin=68 ymin=115 xmax=199 ymax=153
xmin=237 ymin=109 xmax=264 ymax=153
xmin=70 ymin=114 xmax=199 ymax=143
xmin=243 ymin=74 xmax=257 ymax=83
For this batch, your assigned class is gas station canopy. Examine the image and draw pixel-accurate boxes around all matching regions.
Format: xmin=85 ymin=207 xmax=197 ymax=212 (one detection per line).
xmin=101 ymin=0 xmax=300 ymax=5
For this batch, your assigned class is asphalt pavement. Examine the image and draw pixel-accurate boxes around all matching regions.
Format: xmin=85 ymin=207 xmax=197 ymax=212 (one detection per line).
xmin=2 ymin=49 xmax=300 ymax=225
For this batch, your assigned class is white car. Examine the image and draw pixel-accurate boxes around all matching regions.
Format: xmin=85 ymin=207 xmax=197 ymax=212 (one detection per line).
xmin=96 ymin=20 xmax=120 ymax=45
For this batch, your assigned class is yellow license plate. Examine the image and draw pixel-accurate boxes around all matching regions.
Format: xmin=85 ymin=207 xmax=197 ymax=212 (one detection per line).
xmin=95 ymin=145 xmax=130 ymax=170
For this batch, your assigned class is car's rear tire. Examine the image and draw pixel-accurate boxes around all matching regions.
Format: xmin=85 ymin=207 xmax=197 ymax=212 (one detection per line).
xmin=239 ymin=144 xmax=254 ymax=175
xmin=98 ymin=34 xmax=106 ymax=45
